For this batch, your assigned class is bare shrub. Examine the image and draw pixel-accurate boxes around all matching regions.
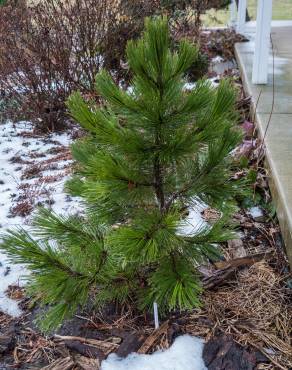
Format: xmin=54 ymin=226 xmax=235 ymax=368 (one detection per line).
xmin=0 ymin=0 xmax=228 ymax=131
xmin=0 ymin=0 xmax=157 ymax=131
xmin=160 ymin=0 xmax=231 ymax=40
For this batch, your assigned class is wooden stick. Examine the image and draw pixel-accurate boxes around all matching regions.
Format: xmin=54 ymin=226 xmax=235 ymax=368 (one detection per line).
xmin=42 ymin=357 xmax=74 ymax=370
xmin=54 ymin=334 xmax=119 ymax=350
xmin=138 ymin=320 xmax=169 ymax=354
xmin=214 ymin=251 xmax=274 ymax=270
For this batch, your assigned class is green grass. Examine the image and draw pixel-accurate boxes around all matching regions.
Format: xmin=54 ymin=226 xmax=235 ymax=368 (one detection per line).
xmin=248 ymin=0 xmax=292 ymax=20
xmin=202 ymin=0 xmax=292 ymax=27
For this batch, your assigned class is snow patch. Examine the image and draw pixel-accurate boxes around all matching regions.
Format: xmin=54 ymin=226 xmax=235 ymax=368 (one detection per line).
xmin=248 ymin=206 xmax=264 ymax=222
xmin=178 ymin=201 xmax=208 ymax=236
xmin=249 ymin=206 xmax=263 ymax=219
xmin=0 ymin=262 xmax=24 ymax=317
xmin=184 ymin=82 xmax=197 ymax=91
xmin=101 ymin=335 xmax=207 ymax=370
xmin=0 ymin=120 xmax=81 ymax=316
xmin=211 ymin=56 xmax=224 ymax=64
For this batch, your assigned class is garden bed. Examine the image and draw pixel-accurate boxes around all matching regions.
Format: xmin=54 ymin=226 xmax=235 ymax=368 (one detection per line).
xmin=0 ymin=28 xmax=291 ymax=370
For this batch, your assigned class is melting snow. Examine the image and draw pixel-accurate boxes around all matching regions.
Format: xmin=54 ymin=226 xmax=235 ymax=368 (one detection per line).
xmin=248 ymin=206 xmax=264 ymax=222
xmin=211 ymin=56 xmax=224 ymax=64
xmin=178 ymin=201 xmax=208 ymax=236
xmin=183 ymin=77 xmax=220 ymax=92
xmin=101 ymin=335 xmax=207 ymax=370
xmin=184 ymin=82 xmax=197 ymax=91
xmin=0 ymin=120 xmax=81 ymax=316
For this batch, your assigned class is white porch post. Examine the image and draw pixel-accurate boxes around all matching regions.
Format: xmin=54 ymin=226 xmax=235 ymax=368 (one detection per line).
xmin=236 ymin=0 xmax=247 ymax=33
xmin=252 ymin=0 xmax=273 ymax=84
xmin=229 ymin=0 xmax=237 ymax=28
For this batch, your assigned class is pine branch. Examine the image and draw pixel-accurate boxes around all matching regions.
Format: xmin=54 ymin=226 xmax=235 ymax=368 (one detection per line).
xmin=32 ymin=207 xmax=104 ymax=243
xmin=0 ymin=229 xmax=87 ymax=278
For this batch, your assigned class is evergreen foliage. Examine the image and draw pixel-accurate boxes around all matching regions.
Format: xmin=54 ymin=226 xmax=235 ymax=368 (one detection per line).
xmin=0 ymin=17 xmax=242 ymax=331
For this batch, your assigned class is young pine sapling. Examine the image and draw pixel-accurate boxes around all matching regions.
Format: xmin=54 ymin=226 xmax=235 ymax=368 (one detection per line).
xmin=0 ymin=17 xmax=242 ymax=331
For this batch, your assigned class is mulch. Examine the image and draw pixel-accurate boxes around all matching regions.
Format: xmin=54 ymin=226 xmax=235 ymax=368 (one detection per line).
xmin=1 ymin=27 xmax=291 ymax=370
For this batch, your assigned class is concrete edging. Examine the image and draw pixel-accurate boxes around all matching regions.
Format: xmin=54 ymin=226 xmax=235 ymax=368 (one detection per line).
xmin=235 ymin=41 xmax=292 ymax=268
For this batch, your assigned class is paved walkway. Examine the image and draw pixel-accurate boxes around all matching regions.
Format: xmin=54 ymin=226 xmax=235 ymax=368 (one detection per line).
xmin=235 ymin=21 xmax=292 ymax=267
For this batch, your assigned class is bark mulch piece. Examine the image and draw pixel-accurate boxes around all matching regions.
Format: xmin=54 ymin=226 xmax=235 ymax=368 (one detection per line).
xmin=116 ymin=332 xmax=147 ymax=357
xmin=203 ymin=334 xmax=268 ymax=370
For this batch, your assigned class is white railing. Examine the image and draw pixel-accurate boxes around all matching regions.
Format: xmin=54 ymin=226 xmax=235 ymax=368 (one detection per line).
xmin=232 ymin=0 xmax=273 ymax=84
xmin=236 ymin=0 xmax=247 ymax=33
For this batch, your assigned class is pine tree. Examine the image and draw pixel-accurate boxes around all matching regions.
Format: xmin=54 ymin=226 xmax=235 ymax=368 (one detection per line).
xmin=0 ymin=17 xmax=242 ymax=331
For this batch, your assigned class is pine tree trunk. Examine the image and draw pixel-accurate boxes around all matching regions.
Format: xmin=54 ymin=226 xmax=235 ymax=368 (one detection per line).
xmin=154 ymin=135 xmax=165 ymax=211
xmin=154 ymin=80 xmax=165 ymax=212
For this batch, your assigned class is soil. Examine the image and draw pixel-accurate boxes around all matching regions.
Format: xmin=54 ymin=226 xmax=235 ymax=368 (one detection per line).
xmin=0 ymin=306 xmax=269 ymax=370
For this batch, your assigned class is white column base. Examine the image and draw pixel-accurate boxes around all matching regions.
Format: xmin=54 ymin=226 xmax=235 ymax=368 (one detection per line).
xmin=252 ymin=0 xmax=273 ymax=84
